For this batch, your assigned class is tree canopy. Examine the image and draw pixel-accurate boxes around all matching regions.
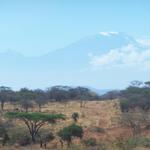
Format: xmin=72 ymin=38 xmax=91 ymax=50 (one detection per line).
xmin=58 ymin=124 xmax=83 ymax=147
xmin=120 ymin=81 xmax=150 ymax=112
xmin=5 ymin=112 xmax=65 ymax=142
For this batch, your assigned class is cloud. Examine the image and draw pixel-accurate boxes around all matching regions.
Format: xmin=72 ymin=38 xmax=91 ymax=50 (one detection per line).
xmin=99 ymin=31 xmax=119 ymax=36
xmin=136 ymin=38 xmax=150 ymax=46
xmin=90 ymin=44 xmax=150 ymax=70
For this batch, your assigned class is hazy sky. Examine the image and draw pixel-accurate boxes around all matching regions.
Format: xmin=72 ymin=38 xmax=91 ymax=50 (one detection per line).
xmin=0 ymin=0 xmax=150 ymax=56
xmin=0 ymin=0 xmax=150 ymax=90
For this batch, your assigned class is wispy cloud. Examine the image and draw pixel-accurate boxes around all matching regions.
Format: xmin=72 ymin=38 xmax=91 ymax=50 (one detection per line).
xmin=90 ymin=44 xmax=150 ymax=70
xmin=99 ymin=31 xmax=119 ymax=36
xmin=136 ymin=38 xmax=150 ymax=46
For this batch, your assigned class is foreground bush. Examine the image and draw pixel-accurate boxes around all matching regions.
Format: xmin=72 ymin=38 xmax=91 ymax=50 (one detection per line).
xmin=37 ymin=129 xmax=55 ymax=149
xmin=58 ymin=124 xmax=83 ymax=147
xmin=8 ymin=126 xmax=31 ymax=146
xmin=82 ymin=138 xmax=97 ymax=146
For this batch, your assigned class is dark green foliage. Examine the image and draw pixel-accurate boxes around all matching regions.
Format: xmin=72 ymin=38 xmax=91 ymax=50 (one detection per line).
xmin=120 ymin=81 xmax=150 ymax=112
xmin=120 ymin=99 xmax=130 ymax=112
xmin=5 ymin=112 xmax=65 ymax=122
xmin=72 ymin=112 xmax=79 ymax=123
xmin=58 ymin=124 xmax=83 ymax=147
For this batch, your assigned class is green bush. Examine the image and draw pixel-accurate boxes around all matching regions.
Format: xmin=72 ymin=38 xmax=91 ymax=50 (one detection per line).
xmin=83 ymin=138 xmax=97 ymax=146
xmin=58 ymin=124 xmax=83 ymax=146
xmin=138 ymin=138 xmax=150 ymax=148
xmin=115 ymin=137 xmax=137 ymax=150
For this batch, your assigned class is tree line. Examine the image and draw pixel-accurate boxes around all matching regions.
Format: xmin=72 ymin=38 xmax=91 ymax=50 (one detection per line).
xmin=0 ymin=86 xmax=99 ymax=112
xmin=120 ymin=81 xmax=150 ymax=112
xmin=100 ymin=80 xmax=150 ymax=112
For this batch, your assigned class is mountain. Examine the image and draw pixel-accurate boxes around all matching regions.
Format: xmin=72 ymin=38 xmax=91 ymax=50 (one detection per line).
xmin=39 ymin=32 xmax=136 ymax=69
xmin=0 ymin=32 xmax=141 ymax=89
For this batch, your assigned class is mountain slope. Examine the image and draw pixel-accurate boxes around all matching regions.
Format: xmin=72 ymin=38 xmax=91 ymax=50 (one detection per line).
xmin=0 ymin=32 xmax=142 ymax=89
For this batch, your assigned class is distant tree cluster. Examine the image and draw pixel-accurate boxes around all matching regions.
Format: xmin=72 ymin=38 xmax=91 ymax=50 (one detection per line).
xmin=0 ymin=86 xmax=99 ymax=112
xmin=120 ymin=81 xmax=150 ymax=112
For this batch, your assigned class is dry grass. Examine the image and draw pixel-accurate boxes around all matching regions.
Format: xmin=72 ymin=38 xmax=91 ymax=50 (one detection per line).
xmin=1 ymin=100 xmax=149 ymax=150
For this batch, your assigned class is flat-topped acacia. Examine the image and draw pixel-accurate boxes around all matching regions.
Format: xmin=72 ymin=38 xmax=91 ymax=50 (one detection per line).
xmin=5 ymin=112 xmax=65 ymax=142
xmin=6 ymin=112 xmax=65 ymax=121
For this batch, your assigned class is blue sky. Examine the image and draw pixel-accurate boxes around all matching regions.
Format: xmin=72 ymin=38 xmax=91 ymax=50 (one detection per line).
xmin=0 ymin=0 xmax=150 ymax=90
xmin=0 ymin=0 xmax=150 ymax=56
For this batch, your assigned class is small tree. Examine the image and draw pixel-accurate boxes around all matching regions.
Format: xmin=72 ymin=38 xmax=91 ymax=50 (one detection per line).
xmin=38 ymin=129 xmax=54 ymax=149
xmin=5 ymin=112 xmax=65 ymax=143
xmin=0 ymin=86 xmax=13 ymax=111
xmin=18 ymin=88 xmax=35 ymax=112
xmin=72 ymin=112 xmax=79 ymax=123
xmin=0 ymin=120 xmax=12 ymax=146
xmin=120 ymin=112 xmax=145 ymax=137
xmin=20 ymin=100 xmax=34 ymax=112
xmin=130 ymin=80 xmax=143 ymax=87
xmin=58 ymin=124 xmax=83 ymax=147
xmin=34 ymin=89 xmax=47 ymax=112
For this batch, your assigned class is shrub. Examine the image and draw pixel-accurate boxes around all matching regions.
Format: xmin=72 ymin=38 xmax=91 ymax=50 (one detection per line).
xmin=83 ymin=138 xmax=97 ymax=146
xmin=37 ymin=129 xmax=55 ymax=149
xmin=17 ymin=134 xmax=31 ymax=146
xmin=8 ymin=126 xmax=31 ymax=146
xmin=114 ymin=137 xmax=150 ymax=150
xmin=138 ymin=138 xmax=150 ymax=148
xmin=58 ymin=124 xmax=83 ymax=147
xmin=72 ymin=112 xmax=79 ymax=123
xmin=120 ymin=99 xmax=130 ymax=112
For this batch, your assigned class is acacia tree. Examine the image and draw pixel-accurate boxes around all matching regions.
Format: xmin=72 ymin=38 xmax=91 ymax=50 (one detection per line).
xmin=5 ymin=112 xmax=65 ymax=143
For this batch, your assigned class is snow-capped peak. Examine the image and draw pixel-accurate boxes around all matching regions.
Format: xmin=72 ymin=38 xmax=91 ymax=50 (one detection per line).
xmin=99 ymin=31 xmax=119 ymax=36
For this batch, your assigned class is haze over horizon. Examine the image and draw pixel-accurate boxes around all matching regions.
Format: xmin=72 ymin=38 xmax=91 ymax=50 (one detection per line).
xmin=0 ymin=0 xmax=150 ymax=90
